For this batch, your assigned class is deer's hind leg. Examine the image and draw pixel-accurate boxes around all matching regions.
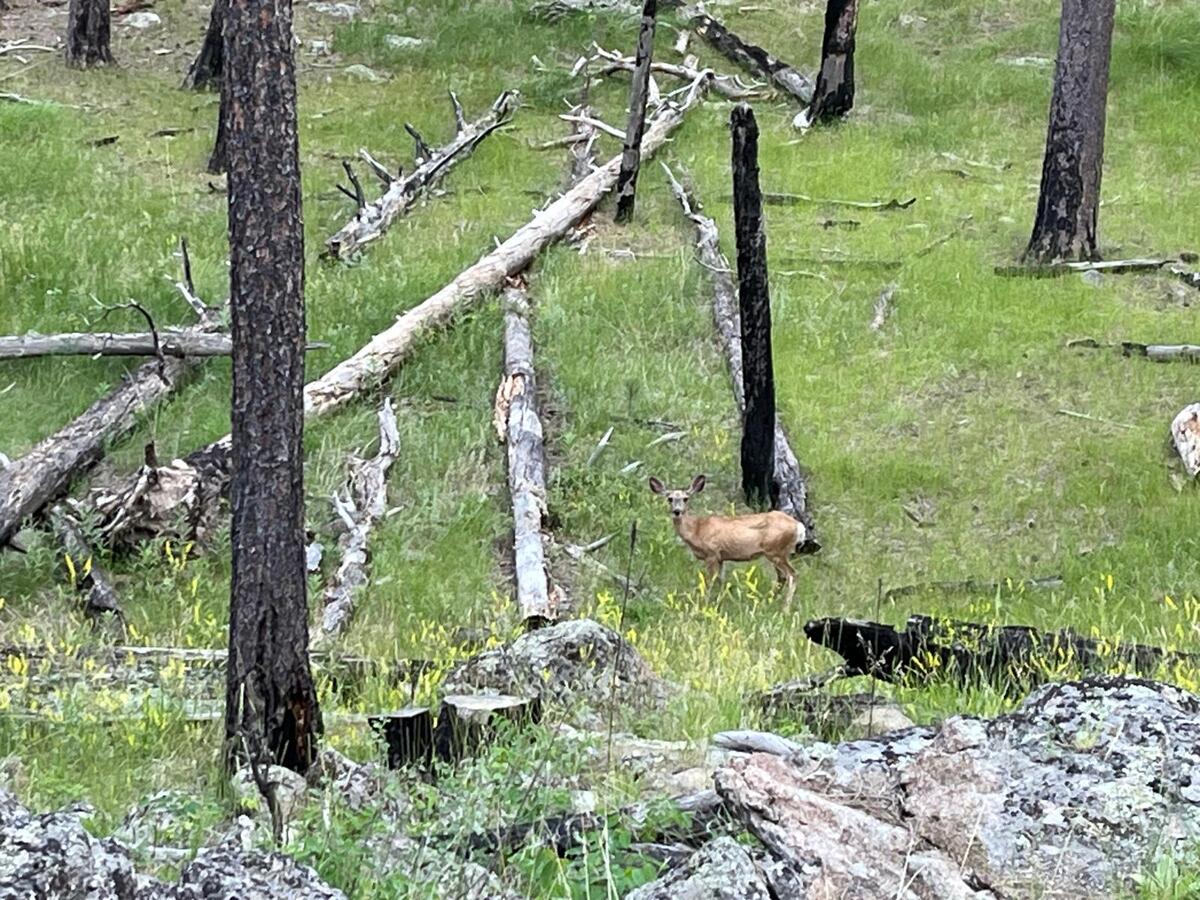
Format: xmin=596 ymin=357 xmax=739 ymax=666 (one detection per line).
xmin=770 ymin=555 xmax=796 ymax=605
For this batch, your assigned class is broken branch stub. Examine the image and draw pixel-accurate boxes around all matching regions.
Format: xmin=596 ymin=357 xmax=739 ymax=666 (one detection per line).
xmin=324 ymin=90 xmax=519 ymax=259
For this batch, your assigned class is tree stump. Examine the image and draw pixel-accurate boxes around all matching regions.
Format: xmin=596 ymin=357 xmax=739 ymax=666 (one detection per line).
xmin=369 ymin=707 xmax=434 ymax=770
xmin=65 ymin=0 xmax=114 ymax=68
xmin=432 ymin=694 xmax=542 ymax=762
xmin=803 ymin=0 xmax=858 ymax=126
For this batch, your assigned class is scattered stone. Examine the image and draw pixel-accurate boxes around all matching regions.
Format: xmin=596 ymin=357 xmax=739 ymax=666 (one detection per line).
xmin=1000 ymin=55 xmax=1053 ymax=68
xmin=343 ymin=64 xmax=382 ymax=82
xmin=231 ymin=765 xmax=308 ymax=828
xmin=309 ymin=1 xmax=359 ymax=19
xmin=112 ymin=790 xmax=197 ymax=852
xmin=123 ymin=11 xmax=162 ymax=28
xmin=1081 ymin=268 xmax=1105 ymax=286
xmin=844 ymin=704 xmax=916 ymax=739
xmin=306 ymin=747 xmax=400 ymax=816
xmin=383 ymin=34 xmax=427 ymax=50
xmin=180 ymin=847 xmax=347 ymax=900
xmin=626 ymin=836 xmax=772 ymax=900
xmin=444 ymin=618 xmax=674 ymax=713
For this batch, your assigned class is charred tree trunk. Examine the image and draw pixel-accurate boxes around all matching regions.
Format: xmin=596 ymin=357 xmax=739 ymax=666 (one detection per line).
xmin=223 ymin=0 xmax=320 ymax=775
xmin=184 ymin=0 xmax=226 ymax=91
xmin=730 ymin=104 xmax=776 ymax=510
xmin=1024 ymin=0 xmax=1116 ymax=264
xmin=614 ymin=0 xmax=657 ymax=223
xmin=65 ymin=0 xmax=114 ymax=68
xmin=208 ymin=77 xmax=229 ymax=174
xmin=804 ymin=0 xmax=857 ymax=125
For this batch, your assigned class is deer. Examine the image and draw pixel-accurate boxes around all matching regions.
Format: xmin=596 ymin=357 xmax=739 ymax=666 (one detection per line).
xmin=648 ymin=474 xmax=808 ymax=604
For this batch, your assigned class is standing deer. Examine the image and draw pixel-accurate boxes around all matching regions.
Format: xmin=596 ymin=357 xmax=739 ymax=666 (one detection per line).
xmin=649 ymin=474 xmax=808 ymax=604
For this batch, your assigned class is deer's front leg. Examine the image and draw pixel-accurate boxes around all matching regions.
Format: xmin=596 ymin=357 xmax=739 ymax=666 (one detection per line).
xmin=704 ymin=558 xmax=723 ymax=594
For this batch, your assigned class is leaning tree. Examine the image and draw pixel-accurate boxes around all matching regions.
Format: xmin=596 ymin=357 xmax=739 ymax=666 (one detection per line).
xmin=222 ymin=0 xmax=320 ymax=773
xmin=65 ymin=0 xmax=114 ymax=68
xmin=1024 ymin=0 xmax=1116 ymax=263
xmin=804 ymin=0 xmax=858 ymax=125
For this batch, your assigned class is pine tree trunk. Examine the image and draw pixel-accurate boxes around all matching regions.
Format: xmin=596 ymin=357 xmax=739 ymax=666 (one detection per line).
xmin=65 ymin=0 xmax=114 ymax=68
xmin=730 ymin=104 xmax=776 ymax=510
xmin=1024 ymin=0 xmax=1115 ymax=264
xmin=184 ymin=0 xmax=226 ymax=91
xmin=222 ymin=0 xmax=320 ymax=774
xmin=613 ymin=0 xmax=657 ymax=224
xmin=208 ymin=76 xmax=229 ymax=174
xmin=806 ymin=0 xmax=857 ymax=124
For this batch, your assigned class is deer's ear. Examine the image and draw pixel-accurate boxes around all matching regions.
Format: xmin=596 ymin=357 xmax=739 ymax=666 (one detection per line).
xmin=690 ymin=474 xmax=706 ymax=494
xmin=648 ymin=476 xmax=665 ymax=495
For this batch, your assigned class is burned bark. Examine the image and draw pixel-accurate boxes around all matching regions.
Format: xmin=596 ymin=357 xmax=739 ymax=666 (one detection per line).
xmin=369 ymin=706 xmax=433 ymax=770
xmin=65 ymin=0 xmax=114 ymax=68
xmin=325 ymin=91 xmax=517 ymax=259
xmin=691 ymin=12 xmax=812 ymax=104
xmin=319 ymin=400 xmax=400 ymax=638
xmin=662 ymin=162 xmax=814 ymax=541
xmin=433 ymin=694 xmax=542 ymax=762
xmin=730 ymin=104 xmax=776 ymax=511
xmin=802 ymin=0 xmax=858 ymax=126
xmin=613 ymin=0 xmax=657 ymax=223
xmin=184 ymin=0 xmax=226 ymax=90
xmin=1024 ymin=0 xmax=1116 ymax=263
xmin=223 ymin=0 xmax=320 ymax=775
xmin=208 ymin=77 xmax=229 ymax=174
xmin=49 ymin=502 xmax=123 ymax=622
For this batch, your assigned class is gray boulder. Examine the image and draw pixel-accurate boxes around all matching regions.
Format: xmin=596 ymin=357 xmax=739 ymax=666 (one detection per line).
xmin=626 ymin=837 xmax=771 ymax=900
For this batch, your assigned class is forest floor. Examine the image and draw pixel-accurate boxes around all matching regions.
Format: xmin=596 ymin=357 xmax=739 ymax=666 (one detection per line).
xmin=0 ymin=0 xmax=1198 ymax=896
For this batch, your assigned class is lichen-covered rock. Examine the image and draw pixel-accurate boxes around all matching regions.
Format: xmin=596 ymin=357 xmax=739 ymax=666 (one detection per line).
xmin=714 ymin=677 xmax=1200 ymax=899
xmin=305 ymin=747 xmax=401 ymax=816
xmin=178 ymin=848 xmax=346 ymax=900
xmin=444 ymin=618 xmax=673 ymax=710
xmin=626 ymin=837 xmax=772 ymax=900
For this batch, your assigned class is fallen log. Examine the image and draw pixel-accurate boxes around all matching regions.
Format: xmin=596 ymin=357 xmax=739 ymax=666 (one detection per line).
xmin=994 ymin=257 xmax=1178 ymax=278
xmin=1173 ymin=403 xmax=1200 ymax=478
xmin=318 ymin=399 xmax=401 ymax=638
xmin=804 ymin=614 xmax=1198 ymax=690
xmin=663 ymin=162 xmax=816 ymax=544
xmin=48 ymin=501 xmax=123 ymax=622
xmin=759 ymin=191 xmax=915 ymax=210
xmin=91 ymin=76 xmax=713 ymax=548
xmin=1067 ymin=338 xmax=1200 ymax=363
xmin=324 ymin=90 xmax=518 ymax=259
xmin=588 ymin=44 xmax=762 ymax=101
xmin=1172 ymin=266 xmax=1200 ymax=290
xmin=691 ymin=12 xmax=812 ymax=104
xmin=495 ymin=285 xmax=558 ymax=626
xmin=0 ymin=331 xmax=325 ymax=360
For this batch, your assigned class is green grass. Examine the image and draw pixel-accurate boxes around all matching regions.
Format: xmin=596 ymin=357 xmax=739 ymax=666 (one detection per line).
xmin=1 ymin=0 xmax=1199 ymax=895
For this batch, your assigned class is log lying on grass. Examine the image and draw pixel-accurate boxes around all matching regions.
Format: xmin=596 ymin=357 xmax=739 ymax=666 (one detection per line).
xmin=48 ymin=501 xmax=123 ymax=621
xmin=324 ymin=90 xmax=518 ymax=260
xmin=994 ymin=257 xmax=1178 ymax=278
xmin=92 ymin=76 xmax=713 ymax=548
xmin=319 ymin=399 xmax=401 ymax=638
xmin=495 ymin=285 xmax=558 ymax=626
xmin=804 ymin=614 xmax=1198 ymax=690
xmin=0 ymin=331 xmax=325 ymax=360
xmin=759 ymin=191 xmax=916 ymax=210
xmin=663 ymin=162 xmax=816 ymax=544
xmin=587 ymin=44 xmax=762 ymax=101
xmin=1172 ymin=403 xmax=1200 ymax=478
xmin=1068 ymin=338 xmax=1200 ymax=363
xmin=691 ymin=12 xmax=813 ymax=104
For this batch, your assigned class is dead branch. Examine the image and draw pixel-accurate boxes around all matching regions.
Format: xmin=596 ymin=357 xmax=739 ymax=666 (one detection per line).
xmin=325 ymin=91 xmax=519 ymax=259
xmin=995 ymin=257 xmax=1178 ymax=278
xmin=1068 ymin=338 xmax=1200 ymax=363
xmin=662 ymin=162 xmax=815 ymax=541
xmin=0 ymin=331 xmax=326 ymax=360
xmin=691 ymin=12 xmax=812 ymax=104
xmin=588 ymin=44 xmax=763 ymax=101
xmin=868 ymin=283 xmax=897 ymax=332
xmin=759 ymin=191 xmax=916 ymax=210
xmin=341 ymin=160 xmax=366 ymax=209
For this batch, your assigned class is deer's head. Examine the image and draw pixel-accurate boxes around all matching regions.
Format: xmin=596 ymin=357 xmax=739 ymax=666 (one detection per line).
xmin=648 ymin=474 xmax=706 ymax=519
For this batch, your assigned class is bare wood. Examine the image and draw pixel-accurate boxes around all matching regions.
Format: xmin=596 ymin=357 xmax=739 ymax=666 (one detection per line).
xmin=662 ymin=162 xmax=815 ymax=541
xmin=614 ymin=0 xmax=659 ymax=224
xmin=691 ymin=12 xmax=812 ymax=104
xmin=567 ymin=105 xmax=599 ymax=187
xmin=0 ymin=331 xmax=327 ymax=360
xmin=1173 ymin=404 xmax=1200 ymax=478
xmin=1067 ymin=338 xmax=1200 ymax=363
xmin=89 ymin=79 xmax=713 ymax=548
xmin=319 ymin=400 xmax=401 ymax=638
xmin=996 ymin=257 xmax=1176 ymax=277
xmin=589 ymin=44 xmax=763 ymax=101
xmin=325 ymin=91 xmax=519 ymax=259
xmin=869 ymin=283 xmax=897 ymax=331
xmin=497 ymin=285 xmax=557 ymax=626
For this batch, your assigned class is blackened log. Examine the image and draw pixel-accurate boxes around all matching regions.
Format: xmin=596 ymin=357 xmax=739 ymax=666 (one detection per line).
xmin=614 ymin=0 xmax=658 ymax=224
xmin=662 ymin=162 xmax=815 ymax=544
xmin=433 ymin=694 xmax=542 ymax=763
xmin=691 ymin=12 xmax=811 ymax=104
xmin=801 ymin=0 xmax=858 ymax=127
xmin=184 ymin=0 xmax=226 ymax=90
xmin=804 ymin=614 xmax=1194 ymax=691
xmin=1068 ymin=338 xmax=1200 ymax=364
xmin=65 ymin=0 xmax=113 ymax=68
xmin=369 ymin=707 xmax=434 ymax=770
xmin=1024 ymin=0 xmax=1116 ymax=263
xmin=325 ymin=91 xmax=518 ymax=259
xmin=49 ymin=502 xmax=123 ymax=621
xmin=730 ymin=104 xmax=775 ymax=511
xmin=222 ymin=0 xmax=320 ymax=775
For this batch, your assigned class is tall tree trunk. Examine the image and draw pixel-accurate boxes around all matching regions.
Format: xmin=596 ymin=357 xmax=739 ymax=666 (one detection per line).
xmin=65 ymin=0 xmax=114 ymax=68
xmin=1024 ymin=0 xmax=1115 ymax=264
xmin=614 ymin=0 xmax=657 ymax=223
xmin=184 ymin=0 xmax=226 ymax=91
xmin=222 ymin=0 xmax=320 ymax=775
xmin=805 ymin=0 xmax=857 ymax=124
xmin=730 ymin=104 xmax=776 ymax=510
xmin=208 ymin=75 xmax=229 ymax=174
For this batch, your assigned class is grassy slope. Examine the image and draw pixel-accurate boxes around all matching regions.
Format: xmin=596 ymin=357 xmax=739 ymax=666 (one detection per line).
xmin=1 ymin=0 xmax=1199 ymax=891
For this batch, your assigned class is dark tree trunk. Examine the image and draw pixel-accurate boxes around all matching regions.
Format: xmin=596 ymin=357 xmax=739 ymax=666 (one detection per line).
xmin=1024 ymin=0 xmax=1116 ymax=264
xmin=730 ymin=104 xmax=776 ymax=510
xmin=806 ymin=0 xmax=857 ymax=124
xmin=208 ymin=76 xmax=229 ymax=174
xmin=65 ymin=0 xmax=114 ymax=68
xmin=184 ymin=0 xmax=226 ymax=91
xmin=614 ymin=0 xmax=657 ymax=224
xmin=222 ymin=0 xmax=320 ymax=775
